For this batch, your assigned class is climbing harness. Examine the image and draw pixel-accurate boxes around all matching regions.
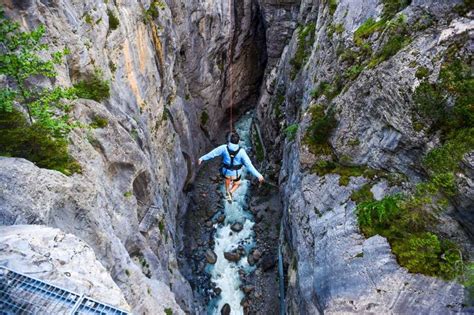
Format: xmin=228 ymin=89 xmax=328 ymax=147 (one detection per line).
xmin=221 ymin=146 xmax=243 ymax=182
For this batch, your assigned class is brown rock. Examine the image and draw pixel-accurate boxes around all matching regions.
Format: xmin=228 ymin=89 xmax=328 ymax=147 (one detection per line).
xmin=205 ymin=249 xmax=217 ymax=264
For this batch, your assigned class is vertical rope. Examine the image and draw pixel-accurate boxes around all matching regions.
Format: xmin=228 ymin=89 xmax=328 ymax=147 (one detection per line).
xmin=228 ymin=0 xmax=234 ymax=132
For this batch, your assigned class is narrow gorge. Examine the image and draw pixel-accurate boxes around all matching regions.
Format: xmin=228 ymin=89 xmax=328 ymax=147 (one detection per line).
xmin=0 ymin=0 xmax=472 ymax=314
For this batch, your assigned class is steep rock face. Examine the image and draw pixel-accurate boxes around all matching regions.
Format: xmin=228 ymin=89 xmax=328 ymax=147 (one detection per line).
xmin=256 ymin=0 xmax=471 ymax=313
xmin=1 ymin=0 xmax=266 ymax=313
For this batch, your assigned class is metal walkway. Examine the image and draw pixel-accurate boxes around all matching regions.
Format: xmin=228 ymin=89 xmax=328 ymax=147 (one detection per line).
xmin=0 ymin=266 xmax=130 ymax=315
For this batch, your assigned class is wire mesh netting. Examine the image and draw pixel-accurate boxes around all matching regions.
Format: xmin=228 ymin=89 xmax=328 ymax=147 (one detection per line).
xmin=0 ymin=266 xmax=129 ymax=315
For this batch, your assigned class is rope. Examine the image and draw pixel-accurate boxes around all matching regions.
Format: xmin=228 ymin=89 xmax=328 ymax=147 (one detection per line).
xmin=228 ymin=0 xmax=234 ymax=132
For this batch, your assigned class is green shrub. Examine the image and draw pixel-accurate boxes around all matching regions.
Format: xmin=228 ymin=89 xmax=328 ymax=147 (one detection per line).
xmin=381 ymin=0 xmax=412 ymax=19
xmin=311 ymin=77 xmax=343 ymax=100
xmin=354 ymin=18 xmax=386 ymax=46
xmin=415 ymin=66 xmax=429 ymax=79
xmin=74 ymin=70 xmax=110 ymax=102
xmin=290 ymin=23 xmax=316 ymax=80
xmin=414 ymin=56 xmax=473 ymax=134
xmin=164 ymin=308 xmax=173 ymax=315
xmin=107 ymin=9 xmax=120 ymax=30
xmin=0 ymin=110 xmax=81 ymax=175
xmin=311 ymin=160 xmax=381 ymax=186
xmin=350 ymin=183 xmax=374 ymax=204
xmin=200 ymin=111 xmax=209 ymax=126
xmin=329 ymin=0 xmax=338 ymax=15
xmin=124 ymin=191 xmax=133 ymax=198
xmin=344 ymin=65 xmax=364 ymax=80
xmin=158 ymin=219 xmax=165 ymax=235
xmin=90 ymin=115 xmax=108 ymax=129
xmin=303 ymin=105 xmax=337 ymax=154
xmin=84 ymin=14 xmax=93 ymax=25
xmin=356 ymin=193 xmax=464 ymax=280
xmin=284 ymin=124 xmax=298 ymax=141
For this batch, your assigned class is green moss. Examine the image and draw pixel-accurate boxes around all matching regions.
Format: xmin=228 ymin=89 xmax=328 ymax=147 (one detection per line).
xmin=73 ymin=70 xmax=110 ymax=102
xmin=303 ymin=105 xmax=337 ymax=155
xmin=369 ymin=30 xmax=411 ymax=67
xmin=284 ymin=123 xmax=298 ymax=141
xmin=350 ymin=183 xmax=374 ymax=204
xmin=415 ymin=66 xmax=430 ymax=79
xmin=158 ymin=219 xmax=165 ymax=235
xmin=312 ymin=160 xmax=381 ymax=186
xmin=125 ymin=269 xmax=131 ymax=276
xmin=0 ymin=110 xmax=81 ymax=175
xmin=327 ymin=23 xmax=344 ymax=39
xmin=356 ymin=193 xmax=464 ymax=280
xmin=344 ymin=65 xmax=364 ymax=81
xmin=290 ymin=23 xmax=316 ymax=80
xmin=107 ymin=9 xmax=120 ymax=30
xmin=200 ymin=111 xmax=209 ymax=126
xmin=84 ymin=14 xmax=93 ymax=25
xmin=311 ymin=77 xmax=343 ymax=100
xmin=329 ymin=0 xmax=338 ymax=15
xmin=146 ymin=0 xmax=167 ymax=20
xmin=354 ymin=18 xmax=386 ymax=46
xmin=414 ymin=56 xmax=473 ymax=134
xmin=274 ymin=92 xmax=285 ymax=118
xmin=124 ymin=191 xmax=133 ymax=198
xmin=381 ymin=0 xmax=412 ymax=20
xmin=90 ymin=115 xmax=108 ymax=129
xmin=164 ymin=308 xmax=173 ymax=315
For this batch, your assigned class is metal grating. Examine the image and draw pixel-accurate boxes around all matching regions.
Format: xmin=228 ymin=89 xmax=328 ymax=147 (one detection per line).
xmin=0 ymin=266 xmax=130 ymax=315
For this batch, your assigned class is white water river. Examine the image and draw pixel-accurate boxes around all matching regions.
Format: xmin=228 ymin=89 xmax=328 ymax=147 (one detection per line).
xmin=207 ymin=112 xmax=256 ymax=315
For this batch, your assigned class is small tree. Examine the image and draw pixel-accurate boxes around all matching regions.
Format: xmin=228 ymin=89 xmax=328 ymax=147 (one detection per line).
xmin=0 ymin=8 xmax=76 ymax=138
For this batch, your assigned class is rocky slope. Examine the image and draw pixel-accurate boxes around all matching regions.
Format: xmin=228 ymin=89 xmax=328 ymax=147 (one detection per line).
xmin=256 ymin=0 xmax=473 ymax=313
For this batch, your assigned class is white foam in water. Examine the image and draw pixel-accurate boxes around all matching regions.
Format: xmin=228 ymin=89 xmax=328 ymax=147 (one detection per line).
xmin=208 ymin=113 xmax=256 ymax=315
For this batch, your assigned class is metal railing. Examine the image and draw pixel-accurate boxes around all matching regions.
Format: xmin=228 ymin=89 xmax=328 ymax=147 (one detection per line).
xmin=0 ymin=266 xmax=130 ymax=315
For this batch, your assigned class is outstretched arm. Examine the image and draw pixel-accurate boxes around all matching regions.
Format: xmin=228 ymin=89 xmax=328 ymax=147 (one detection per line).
xmin=198 ymin=145 xmax=225 ymax=164
xmin=242 ymin=150 xmax=264 ymax=182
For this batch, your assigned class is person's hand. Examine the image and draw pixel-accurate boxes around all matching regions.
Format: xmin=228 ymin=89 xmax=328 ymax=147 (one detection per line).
xmin=198 ymin=159 xmax=202 ymax=166
xmin=258 ymin=175 xmax=264 ymax=183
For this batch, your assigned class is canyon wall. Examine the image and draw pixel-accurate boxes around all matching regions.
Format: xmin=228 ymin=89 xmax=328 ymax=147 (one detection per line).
xmin=256 ymin=0 xmax=472 ymax=313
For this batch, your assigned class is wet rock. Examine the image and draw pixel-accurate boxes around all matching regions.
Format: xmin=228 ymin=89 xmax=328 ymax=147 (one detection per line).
xmin=205 ymin=220 xmax=213 ymax=228
xmin=248 ymin=254 xmax=256 ymax=266
xmin=261 ymin=254 xmax=276 ymax=271
xmin=224 ymin=250 xmax=241 ymax=262
xmin=221 ymin=303 xmax=231 ymax=315
xmin=255 ymin=211 xmax=265 ymax=223
xmin=205 ymin=249 xmax=217 ymax=264
xmin=216 ymin=214 xmax=226 ymax=224
xmin=251 ymin=249 xmax=262 ymax=261
xmin=241 ymin=285 xmax=255 ymax=294
xmin=214 ymin=287 xmax=222 ymax=296
xmin=231 ymin=222 xmax=244 ymax=232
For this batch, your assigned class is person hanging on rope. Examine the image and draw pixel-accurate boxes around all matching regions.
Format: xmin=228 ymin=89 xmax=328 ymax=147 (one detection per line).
xmin=198 ymin=132 xmax=264 ymax=203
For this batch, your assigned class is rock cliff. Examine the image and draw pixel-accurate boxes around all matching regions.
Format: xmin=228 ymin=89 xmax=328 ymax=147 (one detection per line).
xmin=256 ymin=0 xmax=472 ymax=313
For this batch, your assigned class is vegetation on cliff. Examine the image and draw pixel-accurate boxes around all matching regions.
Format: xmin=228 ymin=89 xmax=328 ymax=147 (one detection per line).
xmin=0 ymin=9 xmax=80 ymax=174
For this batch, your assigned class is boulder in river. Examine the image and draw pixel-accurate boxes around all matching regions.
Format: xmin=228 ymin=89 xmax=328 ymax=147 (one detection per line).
xmin=205 ymin=249 xmax=217 ymax=264
xmin=224 ymin=250 xmax=241 ymax=262
xmin=241 ymin=285 xmax=255 ymax=294
xmin=231 ymin=222 xmax=244 ymax=232
xmin=216 ymin=214 xmax=226 ymax=223
xmin=221 ymin=303 xmax=231 ymax=315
